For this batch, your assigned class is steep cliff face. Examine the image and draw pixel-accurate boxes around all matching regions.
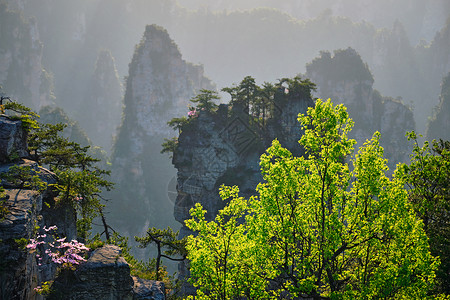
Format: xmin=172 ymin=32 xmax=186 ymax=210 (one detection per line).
xmin=0 ymin=115 xmax=166 ymax=300
xmin=0 ymin=116 xmax=76 ymax=299
xmin=0 ymin=3 xmax=53 ymax=110
xmin=427 ymin=72 xmax=450 ymax=141
xmin=111 ymin=25 xmax=213 ymax=234
xmin=78 ymin=50 xmax=123 ymax=152
xmin=306 ymin=48 xmax=415 ymax=169
xmin=0 ymin=116 xmax=29 ymax=163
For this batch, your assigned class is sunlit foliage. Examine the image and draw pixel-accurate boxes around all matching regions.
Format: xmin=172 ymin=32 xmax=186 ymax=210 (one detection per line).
xmin=186 ymin=99 xmax=437 ymax=299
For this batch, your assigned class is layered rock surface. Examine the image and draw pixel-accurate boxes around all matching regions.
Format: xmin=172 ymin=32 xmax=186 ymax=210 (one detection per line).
xmin=0 ymin=117 xmax=76 ymax=299
xmin=0 ymin=115 xmax=29 ymax=163
xmin=50 ymin=245 xmax=133 ymax=300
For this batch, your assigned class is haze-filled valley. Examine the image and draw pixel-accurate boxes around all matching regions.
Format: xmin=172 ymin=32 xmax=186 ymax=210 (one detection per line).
xmin=0 ymin=0 xmax=449 ymax=298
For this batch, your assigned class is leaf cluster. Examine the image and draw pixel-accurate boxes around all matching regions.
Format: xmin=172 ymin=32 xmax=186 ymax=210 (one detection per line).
xmin=135 ymin=227 xmax=187 ymax=281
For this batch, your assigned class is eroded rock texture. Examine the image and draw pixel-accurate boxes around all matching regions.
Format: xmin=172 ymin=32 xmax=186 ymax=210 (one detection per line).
xmin=0 ymin=160 xmax=76 ymax=299
xmin=0 ymin=116 xmax=29 ymax=163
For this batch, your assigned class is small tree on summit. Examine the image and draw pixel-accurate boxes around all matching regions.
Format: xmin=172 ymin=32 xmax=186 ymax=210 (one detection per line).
xmin=189 ymin=89 xmax=219 ymax=112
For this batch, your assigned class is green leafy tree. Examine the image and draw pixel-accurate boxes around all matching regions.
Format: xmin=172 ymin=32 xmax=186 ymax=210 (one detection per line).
xmin=135 ymin=227 xmax=187 ymax=281
xmin=190 ymin=89 xmax=219 ymax=112
xmin=4 ymin=100 xmax=113 ymax=241
xmin=161 ymin=137 xmax=178 ymax=159
xmin=167 ymin=116 xmax=189 ymax=134
xmin=186 ymin=99 xmax=437 ymax=299
xmin=400 ymin=134 xmax=450 ymax=295
xmin=222 ymin=76 xmax=259 ymax=115
xmin=186 ymin=187 xmax=269 ymax=299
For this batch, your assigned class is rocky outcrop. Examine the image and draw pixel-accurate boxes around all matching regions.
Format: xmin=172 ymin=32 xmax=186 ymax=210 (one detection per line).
xmin=50 ymin=245 xmax=134 ymax=300
xmin=0 ymin=2 xmax=53 ymax=110
xmin=110 ymin=24 xmax=214 ymax=235
xmin=0 ymin=159 xmax=76 ymax=299
xmin=0 ymin=188 xmax=43 ymax=300
xmin=427 ymin=72 xmax=450 ymax=141
xmin=306 ymin=48 xmax=415 ymax=169
xmin=0 ymin=115 xmax=29 ymax=163
xmin=50 ymin=245 xmax=166 ymax=300
xmin=133 ymin=277 xmax=166 ymax=300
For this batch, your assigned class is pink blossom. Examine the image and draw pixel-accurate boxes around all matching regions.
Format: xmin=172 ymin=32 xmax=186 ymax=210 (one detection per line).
xmin=43 ymin=225 xmax=57 ymax=232
xmin=188 ymin=109 xmax=198 ymax=117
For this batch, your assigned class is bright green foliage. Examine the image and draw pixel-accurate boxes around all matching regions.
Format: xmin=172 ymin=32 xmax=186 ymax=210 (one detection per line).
xmin=400 ymin=133 xmax=450 ymax=295
xmin=186 ymin=186 xmax=269 ymax=299
xmin=135 ymin=227 xmax=187 ymax=281
xmin=186 ymin=99 xmax=437 ymax=299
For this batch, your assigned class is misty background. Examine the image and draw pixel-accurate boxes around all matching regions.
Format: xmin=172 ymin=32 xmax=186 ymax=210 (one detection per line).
xmin=0 ymin=0 xmax=449 ymax=269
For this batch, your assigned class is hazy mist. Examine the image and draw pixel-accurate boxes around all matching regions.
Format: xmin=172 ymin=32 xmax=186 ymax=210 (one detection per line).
xmin=1 ymin=0 xmax=449 ymax=270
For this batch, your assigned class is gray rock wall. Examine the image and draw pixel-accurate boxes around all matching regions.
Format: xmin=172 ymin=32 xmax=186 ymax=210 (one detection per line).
xmin=0 ymin=160 xmax=76 ymax=299
xmin=0 ymin=116 xmax=29 ymax=163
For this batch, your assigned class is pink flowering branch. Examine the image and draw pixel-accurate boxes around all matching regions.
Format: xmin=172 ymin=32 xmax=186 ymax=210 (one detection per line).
xmin=27 ymin=225 xmax=89 ymax=268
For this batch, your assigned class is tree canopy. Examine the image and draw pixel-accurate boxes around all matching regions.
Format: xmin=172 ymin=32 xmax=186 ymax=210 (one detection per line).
xmin=185 ymin=99 xmax=437 ymax=299
xmin=400 ymin=134 xmax=450 ymax=294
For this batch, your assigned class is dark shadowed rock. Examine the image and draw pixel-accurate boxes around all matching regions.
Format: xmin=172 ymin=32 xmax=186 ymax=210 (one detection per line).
xmin=133 ymin=276 xmax=165 ymax=300
xmin=0 ymin=116 xmax=29 ymax=163
xmin=52 ymin=245 xmax=134 ymax=300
